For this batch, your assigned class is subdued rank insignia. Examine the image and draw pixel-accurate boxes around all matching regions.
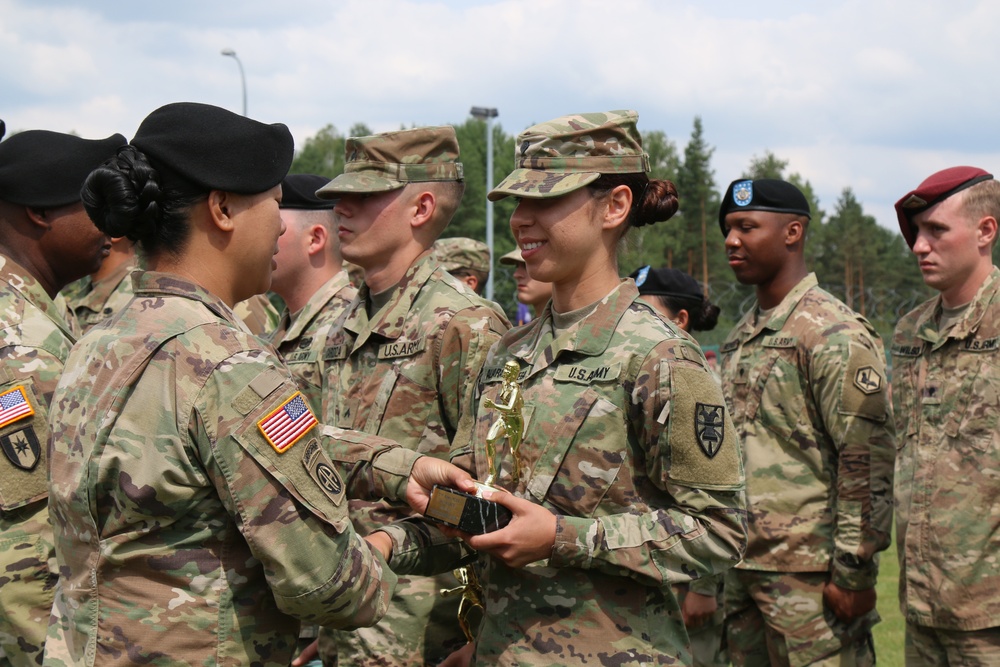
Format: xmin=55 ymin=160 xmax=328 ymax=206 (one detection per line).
xmin=853 ymin=366 xmax=882 ymax=394
xmin=1 ymin=426 xmax=41 ymax=471
xmin=695 ymin=403 xmax=725 ymax=458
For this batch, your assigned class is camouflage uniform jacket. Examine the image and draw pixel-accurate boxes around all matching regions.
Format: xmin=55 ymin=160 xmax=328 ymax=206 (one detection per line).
xmin=454 ymin=281 xmax=748 ymax=666
xmin=270 ymin=271 xmax=357 ymax=412
xmin=719 ymin=273 xmax=895 ymax=590
xmin=65 ymin=259 xmax=136 ymax=333
xmin=0 ymin=255 xmax=76 ymax=667
xmin=318 ymin=252 xmax=508 ymax=665
xmin=44 ymin=272 xmax=422 ymax=667
xmin=892 ymin=265 xmax=1000 ymax=631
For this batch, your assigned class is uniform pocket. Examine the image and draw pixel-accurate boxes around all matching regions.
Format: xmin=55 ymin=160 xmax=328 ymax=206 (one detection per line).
xmin=524 ymin=388 xmax=625 ymax=518
xmin=949 ymin=356 xmax=1000 ymax=453
xmin=757 ymin=357 xmax=805 ymax=443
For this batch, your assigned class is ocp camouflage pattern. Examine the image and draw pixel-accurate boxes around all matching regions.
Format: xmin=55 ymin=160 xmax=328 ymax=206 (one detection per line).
xmin=0 ymin=255 xmax=74 ymax=667
xmin=719 ymin=273 xmax=895 ymax=589
xmin=452 ymin=280 xmax=747 ymax=666
xmin=318 ymin=252 xmax=509 ymax=666
xmin=270 ymin=271 xmax=357 ymax=412
xmin=44 ymin=271 xmax=421 ymax=667
xmin=892 ymin=266 xmax=1000 ymax=631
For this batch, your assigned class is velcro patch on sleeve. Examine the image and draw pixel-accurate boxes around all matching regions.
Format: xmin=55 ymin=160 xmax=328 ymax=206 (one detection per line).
xmin=301 ymin=438 xmax=345 ymax=506
xmin=257 ymin=391 xmax=317 ymax=454
xmin=840 ymin=347 xmax=889 ymax=421
xmin=0 ymin=385 xmax=34 ymax=429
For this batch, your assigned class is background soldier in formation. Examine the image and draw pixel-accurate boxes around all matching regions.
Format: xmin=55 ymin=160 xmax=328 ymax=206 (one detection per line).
xmin=0 ymin=126 xmax=124 ymax=666
xmin=312 ymin=126 xmax=509 ymax=666
xmin=892 ymin=167 xmax=1000 ymax=666
xmin=268 ymin=173 xmax=357 ymax=413
xmin=433 ymin=236 xmax=491 ymax=295
xmin=718 ymin=178 xmax=896 ymax=666
xmin=498 ymin=246 xmax=551 ymax=325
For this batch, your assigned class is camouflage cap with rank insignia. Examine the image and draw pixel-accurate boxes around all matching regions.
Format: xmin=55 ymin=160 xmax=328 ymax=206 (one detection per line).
xmin=488 ymin=110 xmax=651 ymax=201
xmin=316 ymin=125 xmax=463 ymax=197
xmin=894 ymin=166 xmax=994 ymax=248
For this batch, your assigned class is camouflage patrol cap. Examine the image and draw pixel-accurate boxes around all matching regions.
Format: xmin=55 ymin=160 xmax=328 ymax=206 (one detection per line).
xmin=498 ymin=247 xmax=524 ymax=266
xmin=488 ymin=110 xmax=650 ymax=202
xmin=316 ymin=126 xmax=463 ymax=197
xmin=433 ymin=237 xmax=490 ymax=274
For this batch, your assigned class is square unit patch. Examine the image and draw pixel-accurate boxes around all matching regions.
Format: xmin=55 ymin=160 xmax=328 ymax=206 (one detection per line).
xmin=257 ymin=392 xmax=317 ymax=454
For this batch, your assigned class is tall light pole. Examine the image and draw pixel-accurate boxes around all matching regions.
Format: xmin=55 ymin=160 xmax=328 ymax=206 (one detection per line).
xmin=220 ymin=48 xmax=247 ymax=116
xmin=470 ymin=106 xmax=499 ymax=301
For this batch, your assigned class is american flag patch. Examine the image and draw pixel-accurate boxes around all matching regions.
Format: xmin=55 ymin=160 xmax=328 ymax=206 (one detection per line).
xmin=0 ymin=386 xmax=34 ymax=429
xmin=257 ymin=392 xmax=317 ymax=454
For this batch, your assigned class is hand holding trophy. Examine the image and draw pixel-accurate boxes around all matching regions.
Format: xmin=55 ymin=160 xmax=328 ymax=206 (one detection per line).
xmin=424 ymin=360 xmax=524 ymax=534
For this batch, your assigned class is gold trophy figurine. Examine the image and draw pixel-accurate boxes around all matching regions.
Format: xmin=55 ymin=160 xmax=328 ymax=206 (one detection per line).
xmin=422 ymin=360 xmax=522 ymax=534
xmin=481 ymin=360 xmax=525 ymax=487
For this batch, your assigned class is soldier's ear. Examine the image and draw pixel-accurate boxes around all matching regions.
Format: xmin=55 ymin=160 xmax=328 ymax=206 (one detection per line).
xmin=977 ymin=215 xmax=998 ymax=249
xmin=208 ymin=190 xmax=235 ymax=232
xmin=784 ymin=217 xmax=805 ymax=247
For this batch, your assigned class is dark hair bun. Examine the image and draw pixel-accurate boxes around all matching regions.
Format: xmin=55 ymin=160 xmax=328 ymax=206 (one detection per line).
xmin=82 ymin=146 xmax=164 ymax=244
xmin=635 ymin=178 xmax=679 ymax=227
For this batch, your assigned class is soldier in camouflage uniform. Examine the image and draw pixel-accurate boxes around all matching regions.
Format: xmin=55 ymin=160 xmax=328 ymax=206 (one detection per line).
xmin=0 ymin=126 xmax=124 ymax=667
xmin=43 ymin=102 xmax=475 ymax=667
xmin=632 ymin=265 xmax=727 ymax=667
xmin=60 ymin=237 xmax=137 ymax=333
xmin=892 ymin=167 xmax=1000 ymax=666
xmin=268 ymin=173 xmax=357 ymax=413
xmin=310 ymin=126 xmax=510 ymax=666
xmin=718 ymin=178 xmax=896 ymax=667
xmin=433 ymin=237 xmax=490 ymax=295
xmin=408 ymin=110 xmax=749 ymax=666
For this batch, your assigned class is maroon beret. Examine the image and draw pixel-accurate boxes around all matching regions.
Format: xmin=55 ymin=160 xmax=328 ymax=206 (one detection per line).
xmin=894 ymin=166 xmax=993 ymax=248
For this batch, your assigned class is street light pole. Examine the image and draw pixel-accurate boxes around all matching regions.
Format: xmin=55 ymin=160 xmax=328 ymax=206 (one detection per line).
xmin=220 ymin=48 xmax=247 ymax=116
xmin=470 ymin=106 xmax=499 ymax=301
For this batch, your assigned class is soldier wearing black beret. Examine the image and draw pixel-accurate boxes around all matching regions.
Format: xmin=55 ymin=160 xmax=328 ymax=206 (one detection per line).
xmin=629 ymin=265 xmax=720 ymax=333
xmin=718 ymin=177 xmax=895 ymax=667
xmin=0 ymin=126 xmax=125 ymax=666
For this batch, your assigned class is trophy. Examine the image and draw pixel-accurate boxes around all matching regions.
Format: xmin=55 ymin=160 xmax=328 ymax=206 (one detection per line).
xmin=424 ymin=361 xmax=523 ymax=534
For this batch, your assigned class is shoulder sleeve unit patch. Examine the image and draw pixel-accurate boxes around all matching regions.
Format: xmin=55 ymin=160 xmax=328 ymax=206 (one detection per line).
xmin=257 ymin=391 xmax=317 ymax=454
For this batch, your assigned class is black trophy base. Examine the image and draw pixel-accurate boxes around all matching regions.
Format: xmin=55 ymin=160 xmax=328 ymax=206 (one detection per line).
xmin=424 ymin=484 xmax=512 ymax=534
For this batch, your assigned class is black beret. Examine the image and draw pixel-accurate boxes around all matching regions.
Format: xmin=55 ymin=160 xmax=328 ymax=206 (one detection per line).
xmin=130 ymin=102 xmax=294 ymax=195
xmin=0 ymin=120 xmax=5 ymax=141
xmin=0 ymin=130 xmax=126 ymax=207
xmin=280 ymin=173 xmax=335 ymax=209
xmin=894 ymin=166 xmax=993 ymax=248
xmin=629 ymin=265 xmax=704 ymax=303
xmin=718 ymin=178 xmax=811 ymax=235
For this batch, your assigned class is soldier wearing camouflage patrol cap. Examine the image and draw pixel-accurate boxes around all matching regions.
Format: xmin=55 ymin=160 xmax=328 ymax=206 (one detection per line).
xmin=499 ymin=246 xmax=552 ymax=323
xmin=43 ymin=102 xmax=475 ymax=667
xmin=891 ymin=167 xmax=1000 ymax=665
xmin=391 ymin=110 xmax=748 ymax=666
xmin=718 ymin=177 xmax=895 ymax=666
xmin=0 ymin=126 xmax=125 ymax=667
xmin=433 ymin=236 xmax=490 ymax=295
xmin=310 ymin=126 xmax=510 ymax=666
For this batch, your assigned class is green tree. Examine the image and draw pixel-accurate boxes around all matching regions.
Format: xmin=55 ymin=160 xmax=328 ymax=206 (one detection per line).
xmin=619 ymin=130 xmax=682 ymax=275
xmin=289 ymin=124 xmax=345 ymax=177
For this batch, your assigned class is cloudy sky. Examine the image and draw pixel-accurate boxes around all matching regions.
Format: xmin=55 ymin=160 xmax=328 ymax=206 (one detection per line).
xmin=3 ymin=0 xmax=998 ymax=232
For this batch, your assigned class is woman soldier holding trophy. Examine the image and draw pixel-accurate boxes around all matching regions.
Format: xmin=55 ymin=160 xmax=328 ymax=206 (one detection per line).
xmin=438 ymin=111 xmax=749 ymax=666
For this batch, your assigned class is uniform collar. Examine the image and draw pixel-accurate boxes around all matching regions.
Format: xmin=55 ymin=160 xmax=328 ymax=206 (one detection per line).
xmin=73 ymin=259 xmax=136 ymax=315
xmin=280 ymin=271 xmax=352 ymax=343
xmin=508 ymin=279 xmax=636 ymax=379
xmin=131 ymin=270 xmax=247 ymax=331
xmin=733 ymin=272 xmax=818 ymax=341
xmin=914 ymin=265 xmax=1000 ymax=347
xmin=344 ymin=251 xmax=442 ymax=347
xmin=0 ymin=254 xmax=77 ymax=341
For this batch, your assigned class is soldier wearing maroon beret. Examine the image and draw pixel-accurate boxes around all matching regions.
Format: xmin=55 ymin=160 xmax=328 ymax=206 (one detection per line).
xmin=892 ymin=166 xmax=1000 ymax=666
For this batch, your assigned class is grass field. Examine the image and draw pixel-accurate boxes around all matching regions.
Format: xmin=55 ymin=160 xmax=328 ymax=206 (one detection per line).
xmin=873 ymin=536 xmax=905 ymax=666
